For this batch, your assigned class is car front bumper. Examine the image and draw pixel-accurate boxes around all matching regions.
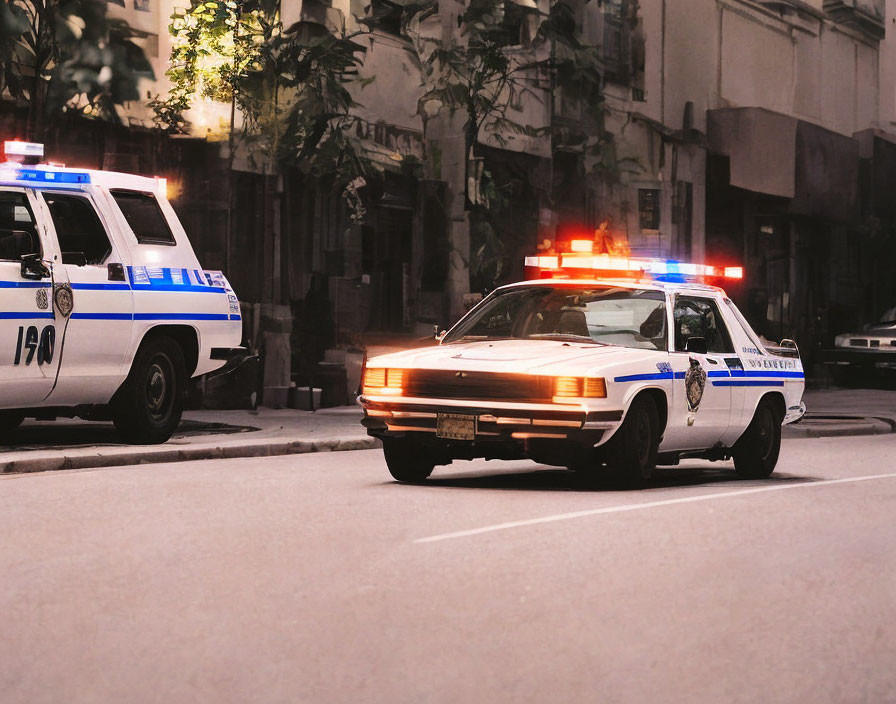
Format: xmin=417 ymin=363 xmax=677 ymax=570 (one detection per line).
xmin=359 ymin=395 xmax=623 ymax=445
xmin=821 ymin=348 xmax=896 ymax=368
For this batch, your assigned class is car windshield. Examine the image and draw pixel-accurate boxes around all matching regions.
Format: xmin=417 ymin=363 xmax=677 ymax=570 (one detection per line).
xmin=443 ymin=285 xmax=668 ymax=350
xmin=873 ymin=307 xmax=896 ymax=326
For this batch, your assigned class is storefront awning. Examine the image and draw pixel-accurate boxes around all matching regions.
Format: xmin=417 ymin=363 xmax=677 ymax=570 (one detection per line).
xmin=708 ymin=108 xmax=797 ymax=198
xmin=708 ymin=107 xmax=859 ymax=222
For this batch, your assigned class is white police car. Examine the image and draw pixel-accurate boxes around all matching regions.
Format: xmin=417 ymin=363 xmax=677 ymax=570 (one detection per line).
xmin=359 ymin=251 xmax=806 ymax=486
xmin=0 ymin=141 xmax=242 ymax=444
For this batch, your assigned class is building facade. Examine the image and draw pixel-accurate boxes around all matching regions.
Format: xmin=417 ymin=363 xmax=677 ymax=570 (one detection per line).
xmin=6 ymin=0 xmax=892 ymax=402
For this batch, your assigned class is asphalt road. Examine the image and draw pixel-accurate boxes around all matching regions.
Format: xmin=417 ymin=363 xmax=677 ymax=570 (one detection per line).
xmin=2 ymin=435 xmax=895 ymax=704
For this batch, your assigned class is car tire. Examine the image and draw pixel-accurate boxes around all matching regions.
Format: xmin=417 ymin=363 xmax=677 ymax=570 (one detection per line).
xmin=604 ymin=394 xmax=659 ymax=487
xmin=382 ymin=437 xmax=435 ymax=483
xmin=733 ymin=398 xmax=781 ymax=479
xmin=112 ymin=335 xmax=185 ymax=444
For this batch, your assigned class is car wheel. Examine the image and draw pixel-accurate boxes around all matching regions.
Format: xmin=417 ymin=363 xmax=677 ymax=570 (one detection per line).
xmin=733 ymin=398 xmax=781 ymax=479
xmin=382 ymin=437 xmax=435 ymax=483
xmin=112 ymin=335 xmax=185 ymax=444
xmin=604 ymin=394 xmax=659 ymax=487
xmin=0 ymin=411 xmax=25 ymax=441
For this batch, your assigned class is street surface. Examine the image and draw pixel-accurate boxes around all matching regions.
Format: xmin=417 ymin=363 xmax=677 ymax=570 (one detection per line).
xmin=2 ymin=435 xmax=895 ymax=703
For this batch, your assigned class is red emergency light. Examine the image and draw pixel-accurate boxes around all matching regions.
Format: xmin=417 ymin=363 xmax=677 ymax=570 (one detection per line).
xmin=524 ymin=253 xmax=745 ymax=283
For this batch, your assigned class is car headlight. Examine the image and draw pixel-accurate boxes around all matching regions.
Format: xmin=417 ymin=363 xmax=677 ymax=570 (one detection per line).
xmin=552 ymin=376 xmax=606 ymax=402
xmin=362 ymin=368 xmax=404 ymax=396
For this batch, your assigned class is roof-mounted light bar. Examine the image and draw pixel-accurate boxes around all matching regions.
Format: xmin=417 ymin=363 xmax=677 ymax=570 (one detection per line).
xmin=4 ymin=141 xmax=44 ymax=162
xmin=0 ymin=166 xmax=91 ymax=187
xmin=524 ymin=253 xmax=744 ymax=281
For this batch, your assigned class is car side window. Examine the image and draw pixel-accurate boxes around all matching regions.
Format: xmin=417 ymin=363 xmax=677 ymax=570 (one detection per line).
xmin=110 ymin=189 xmax=176 ymax=245
xmin=0 ymin=190 xmax=40 ymax=261
xmin=674 ymin=296 xmax=734 ymax=354
xmin=42 ymin=193 xmax=112 ymax=265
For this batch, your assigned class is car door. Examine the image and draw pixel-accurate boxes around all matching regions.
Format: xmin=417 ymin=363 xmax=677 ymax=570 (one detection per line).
xmin=0 ymin=187 xmax=61 ymax=406
xmin=38 ymin=190 xmax=134 ymax=405
xmin=662 ymin=294 xmax=735 ymax=450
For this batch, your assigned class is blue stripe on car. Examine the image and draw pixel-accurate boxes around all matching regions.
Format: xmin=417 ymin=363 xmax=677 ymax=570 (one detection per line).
xmin=712 ymin=380 xmax=786 ymax=387
xmin=0 ymin=281 xmax=52 ymax=288
xmin=615 ymin=369 xmax=803 ymax=383
xmin=0 ymin=312 xmax=55 ymax=319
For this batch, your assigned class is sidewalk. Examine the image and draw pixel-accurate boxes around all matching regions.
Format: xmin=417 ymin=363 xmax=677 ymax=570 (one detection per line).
xmin=1 ymin=388 xmax=893 ymax=474
xmin=0 ymin=406 xmax=373 ymax=475
xmin=784 ymin=388 xmax=896 ymax=438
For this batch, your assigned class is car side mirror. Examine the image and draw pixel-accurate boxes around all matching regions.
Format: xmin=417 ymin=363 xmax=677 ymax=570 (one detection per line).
xmin=20 ymin=252 xmax=50 ymax=280
xmin=2 ymin=229 xmax=36 ymax=259
xmin=685 ymin=336 xmax=708 ymax=355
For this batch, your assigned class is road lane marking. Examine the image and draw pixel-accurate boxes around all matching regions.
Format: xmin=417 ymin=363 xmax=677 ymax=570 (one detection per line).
xmin=414 ymin=472 xmax=896 ymax=544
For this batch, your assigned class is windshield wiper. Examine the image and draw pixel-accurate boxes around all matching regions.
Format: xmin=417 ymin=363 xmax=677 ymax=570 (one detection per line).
xmin=445 ymin=335 xmax=506 ymax=344
xmin=525 ymin=333 xmax=599 ymax=343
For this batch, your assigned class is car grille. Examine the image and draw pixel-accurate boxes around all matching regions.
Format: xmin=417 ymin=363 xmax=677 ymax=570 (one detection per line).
xmin=404 ymin=370 xmax=554 ymax=402
xmin=850 ymin=339 xmax=868 ymax=347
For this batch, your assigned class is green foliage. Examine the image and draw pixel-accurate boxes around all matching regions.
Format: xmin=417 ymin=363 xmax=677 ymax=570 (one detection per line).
xmin=159 ymin=1 xmax=379 ymax=221
xmin=0 ymin=0 xmax=153 ymax=130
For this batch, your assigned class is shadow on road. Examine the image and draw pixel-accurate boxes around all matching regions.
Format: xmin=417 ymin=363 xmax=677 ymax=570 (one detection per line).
xmin=411 ymin=463 xmax=814 ymax=493
xmin=0 ymin=420 xmax=257 ymax=452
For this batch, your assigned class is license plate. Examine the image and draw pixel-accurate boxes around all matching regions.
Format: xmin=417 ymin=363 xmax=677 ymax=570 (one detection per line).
xmin=436 ymin=413 xmax=477 ymax=440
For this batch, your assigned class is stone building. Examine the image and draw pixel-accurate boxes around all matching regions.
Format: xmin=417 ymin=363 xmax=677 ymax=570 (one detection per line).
xmin=91 ymin=0 xmax=896 ymax=384
xmin=6 ymin=0 xmax=894 ymax=401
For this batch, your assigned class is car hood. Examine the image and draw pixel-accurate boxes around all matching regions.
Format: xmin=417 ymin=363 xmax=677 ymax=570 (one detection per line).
xmin=367 ymin=339 xmax=660 ymax=376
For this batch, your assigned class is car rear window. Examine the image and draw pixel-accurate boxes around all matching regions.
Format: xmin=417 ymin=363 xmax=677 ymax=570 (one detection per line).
xmin=110 ymin=190 xmax=176 ymax=245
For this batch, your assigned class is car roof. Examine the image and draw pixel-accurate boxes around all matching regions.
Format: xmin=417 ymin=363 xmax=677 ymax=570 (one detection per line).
xmin=495 ymin=278 xmax=727 ymax=297
xmin=0 ymin=162 xmax=160 ymax=193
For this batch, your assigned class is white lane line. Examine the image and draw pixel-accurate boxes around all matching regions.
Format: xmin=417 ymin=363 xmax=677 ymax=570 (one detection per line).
xmin=414 ymin=472 xmax=896 ymax=544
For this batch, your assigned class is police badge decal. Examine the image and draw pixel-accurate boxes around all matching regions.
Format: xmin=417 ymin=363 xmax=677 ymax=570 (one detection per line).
xmin=35 ymin=288 xmax=49 ymax=310
xmin=685 ymin=357 xmax=707 ymax=412
xmin=54 ymin=283 xmax=74 ymax=318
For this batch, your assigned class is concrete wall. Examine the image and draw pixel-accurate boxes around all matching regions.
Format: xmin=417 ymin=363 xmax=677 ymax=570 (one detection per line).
xmin=650 ymin=0 xmax=885 ymax=138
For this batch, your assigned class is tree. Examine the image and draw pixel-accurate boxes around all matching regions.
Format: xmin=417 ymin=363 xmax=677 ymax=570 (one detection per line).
xmin=395 ymin=0 xmax=613 ymax=302
xmin=155 ymin=0 xmax=377 ymax=222
xmin=0 ymin=0 xmax=153 ymax=140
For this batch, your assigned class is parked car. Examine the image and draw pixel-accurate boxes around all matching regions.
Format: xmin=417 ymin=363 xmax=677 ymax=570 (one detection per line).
xmin=823 ymin=307 xmax=896 ymax=383
xmin=0 ymin=141 xmax=243 ymax=443
xmin=359 ymin=258 xmax=806 ymax=486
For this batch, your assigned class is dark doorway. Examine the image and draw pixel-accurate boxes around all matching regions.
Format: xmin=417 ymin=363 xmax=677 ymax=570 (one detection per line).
xmin=363 ymin=206 xmax=413 ymax=331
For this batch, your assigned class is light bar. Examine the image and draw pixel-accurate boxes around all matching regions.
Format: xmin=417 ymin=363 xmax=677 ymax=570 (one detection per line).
xmin=4 ymin=141 xmax=44 ymax=159
xmin=526 ymin=253 xmax=743 ymax=280
xmin=0 ymin=167 xmax=91 ymax=186
xmin=525 ymin=255 xmax=559 ymax=269
xmin=570 ymin=239 xmax=594 ymax=253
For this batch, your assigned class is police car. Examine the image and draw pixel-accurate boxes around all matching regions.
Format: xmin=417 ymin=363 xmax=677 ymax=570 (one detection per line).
xmin=359 ymin=245 xmax=806 ymax=486
xmin=0 ymin=141 xmax=242 ymax=444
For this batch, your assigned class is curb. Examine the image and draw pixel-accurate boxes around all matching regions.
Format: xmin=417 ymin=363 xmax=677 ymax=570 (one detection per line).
xmin=0 ymin=435 xmax=380 ymax=475
xmin=783 ymin=415 xmax=895 ymax=438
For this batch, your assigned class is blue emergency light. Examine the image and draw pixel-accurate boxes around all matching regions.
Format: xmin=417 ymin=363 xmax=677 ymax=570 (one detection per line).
xmin=13 ymin=168 xmax=91 ymax=184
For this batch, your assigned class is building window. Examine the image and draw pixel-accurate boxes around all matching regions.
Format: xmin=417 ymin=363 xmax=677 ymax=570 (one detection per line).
xmin=600 ymin=0 xmax=643 ymax=89
xmin=638 ymin=188 xmax=661 ymax=231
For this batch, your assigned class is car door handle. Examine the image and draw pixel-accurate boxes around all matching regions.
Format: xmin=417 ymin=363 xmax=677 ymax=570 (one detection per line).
xmin=107 ymin=263 xmax=126 ymax=281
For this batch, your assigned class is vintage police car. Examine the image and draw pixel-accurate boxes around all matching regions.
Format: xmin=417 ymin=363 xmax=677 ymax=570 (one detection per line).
xmin=0 ymin=142 xmax=242 ymax=444
xmin=359 ymin=253 xmax=806 ymax=486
